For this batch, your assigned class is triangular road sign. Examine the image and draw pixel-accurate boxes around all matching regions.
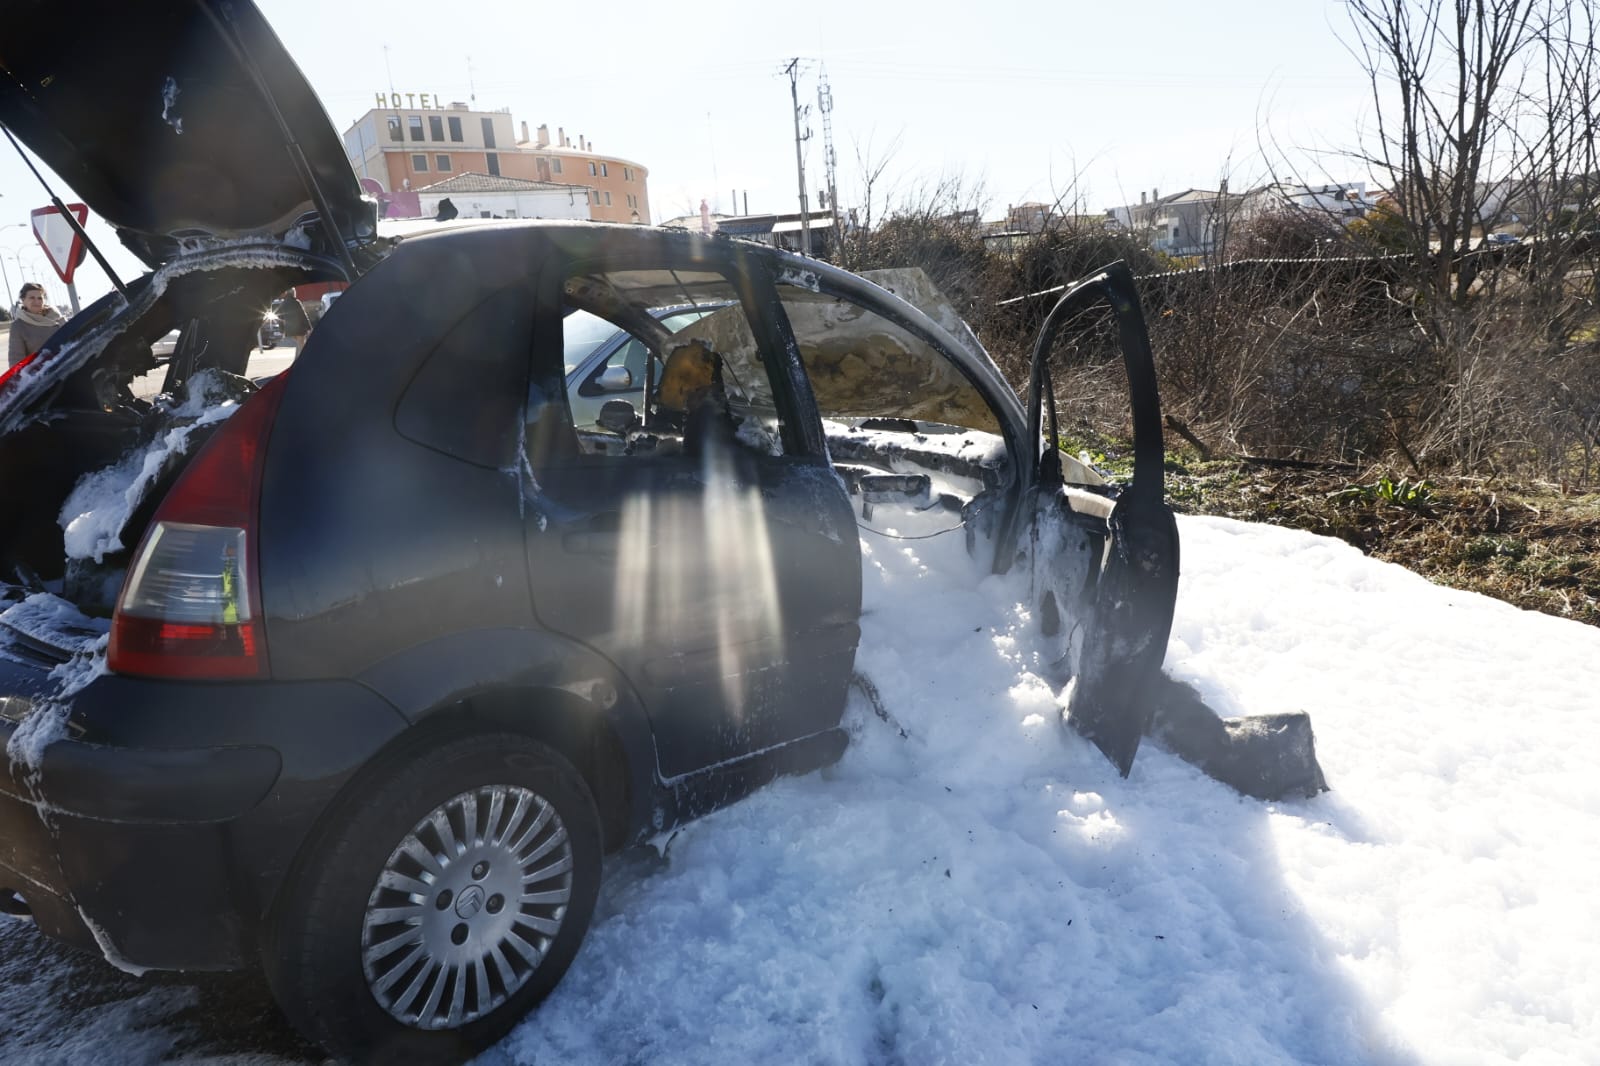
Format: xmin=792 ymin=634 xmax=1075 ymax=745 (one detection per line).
xmin=31 ymin=203 xmax=90 ymax=284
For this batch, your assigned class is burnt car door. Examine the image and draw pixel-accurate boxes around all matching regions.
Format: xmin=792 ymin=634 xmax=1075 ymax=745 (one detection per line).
xmin=521 ymin=243 xmax=861 ymax=780
xmin=1022 ymin=262 xmax=1180 ymax=775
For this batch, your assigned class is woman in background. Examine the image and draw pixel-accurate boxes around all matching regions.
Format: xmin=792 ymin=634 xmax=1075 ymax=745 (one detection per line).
xmin=8 ymin=282 xmax=65 ymax=365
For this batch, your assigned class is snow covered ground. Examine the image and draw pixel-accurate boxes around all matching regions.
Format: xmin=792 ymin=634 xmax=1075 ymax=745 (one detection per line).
xmin=3 ymin=515 xmax=1598 ymax=1064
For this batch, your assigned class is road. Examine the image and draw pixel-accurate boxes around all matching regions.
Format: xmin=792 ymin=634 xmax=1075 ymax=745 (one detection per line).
xmin=129 ymin=344 xmax=299 ymax=401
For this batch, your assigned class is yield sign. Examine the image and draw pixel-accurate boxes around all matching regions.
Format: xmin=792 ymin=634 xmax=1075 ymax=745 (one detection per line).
xmin=31 ymin=203 xmax=90 ymax=284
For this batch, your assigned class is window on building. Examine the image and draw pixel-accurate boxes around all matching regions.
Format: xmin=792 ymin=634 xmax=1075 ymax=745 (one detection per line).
xmin=481 ymin=117 xmax=497 ymax=148
xmin=505 ymin=210 xmax=518 ymax=219
xmin=448 ymin=116 xmax=463 ymax=142
xmin=588 ymin=162 xmax=597 ymax=176
xmin=592 ymin=190 xmax=601 ymax=204
xmin=436 ymin=155 xmax=452 ymax=172
xmin=411 ymin=154 xmax=428 ymax=172
xmin=387 ymin=116 xmax=404 ymax=142
xmin=604 ymin=192 xmax=612 ymax=206
xmin=487 ymin=152 xmax=500 ymax=177
xmin=623 ymin=167 xmax=632 ymax=181
xmin=408 ymin=115 xmax=424 ymax=141
xmin=552 ymin=158 xmax=562 ymax=174
xmin=600 ymin=163 xmax=608 ymax=177
xmin=429 ymin=115 xmax=444 ymax=140
xmin=479 ymin=211 xmax=493 ymax=219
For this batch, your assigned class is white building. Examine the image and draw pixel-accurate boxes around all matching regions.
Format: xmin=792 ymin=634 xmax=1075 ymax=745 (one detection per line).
xmin=414 ymin=172 xmax=594 ymax=221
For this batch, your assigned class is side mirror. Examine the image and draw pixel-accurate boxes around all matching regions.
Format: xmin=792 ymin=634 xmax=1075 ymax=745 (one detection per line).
xmin=595 ymin=365 xmax=634 ymax=392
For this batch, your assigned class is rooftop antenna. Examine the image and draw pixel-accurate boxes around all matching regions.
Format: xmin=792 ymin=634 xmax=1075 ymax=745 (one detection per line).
xmin=382 ymin=44 xmax=397 ymax=101
xmin=467 ymin=55 xmax=476 ymax=105
xmin=706 ymin=112 xmax=719 ymax=212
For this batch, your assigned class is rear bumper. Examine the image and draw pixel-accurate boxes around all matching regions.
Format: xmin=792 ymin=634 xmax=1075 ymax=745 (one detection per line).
xmin=0 ymin=726 xmax=282 ymax=968
xmin=0 ymin=658 xmax=407 ymax=971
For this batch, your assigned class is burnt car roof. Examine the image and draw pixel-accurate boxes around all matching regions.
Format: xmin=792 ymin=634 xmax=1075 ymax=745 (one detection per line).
xmin=0 ymin=0 xmax=373 ymax=268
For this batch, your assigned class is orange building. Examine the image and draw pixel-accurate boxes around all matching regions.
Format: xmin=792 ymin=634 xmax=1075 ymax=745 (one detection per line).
xmin=341 ymin=98 xmax=650 ymax=224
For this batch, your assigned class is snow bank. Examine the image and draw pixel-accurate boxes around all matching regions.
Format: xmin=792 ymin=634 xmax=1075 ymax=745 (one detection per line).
xmin=495 ymin=515 xmax=1600 ymax=1066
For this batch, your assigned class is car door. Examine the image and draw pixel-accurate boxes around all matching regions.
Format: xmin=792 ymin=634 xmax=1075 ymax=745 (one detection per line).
xmin=522 ymin=244 xmax=861 ymax=780
xmin=1022 ymin=262 xmax=1180 ymax=775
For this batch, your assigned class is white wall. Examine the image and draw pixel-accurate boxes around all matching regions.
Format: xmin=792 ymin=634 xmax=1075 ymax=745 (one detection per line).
xmin=418 ymin=187 xmax=592 ymax=221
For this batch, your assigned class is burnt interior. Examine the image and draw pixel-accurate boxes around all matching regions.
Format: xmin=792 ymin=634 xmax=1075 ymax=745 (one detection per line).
xmin=0 ymin=265 xmax=316 ymax=598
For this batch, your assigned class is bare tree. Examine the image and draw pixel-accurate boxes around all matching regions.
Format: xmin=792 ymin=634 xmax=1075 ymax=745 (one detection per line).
xmin=1345 ymin=0 xmax=1544 ymax=312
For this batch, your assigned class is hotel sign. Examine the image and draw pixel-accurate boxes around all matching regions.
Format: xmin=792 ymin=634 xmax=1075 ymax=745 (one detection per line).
xmin=375 ymin=92 xmax=443 ymax=110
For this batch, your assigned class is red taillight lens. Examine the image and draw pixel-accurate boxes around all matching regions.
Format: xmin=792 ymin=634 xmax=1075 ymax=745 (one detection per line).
xmin=108 ymin=372 xmax=291 ymax=679
xmin=0 ymin=351 xmax=40 ymax=395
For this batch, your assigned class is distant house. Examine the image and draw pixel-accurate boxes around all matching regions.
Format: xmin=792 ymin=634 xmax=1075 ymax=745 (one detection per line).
xmin=1104 ymin=181 xmax=1377 ymax=256
xmin=1105 ymin=187 xmax=1244 ymax=257
xmin=1241 ymin=181 xmax=1376 ymax=224
xmin=411 ymin=172 xmax=594 ymax=221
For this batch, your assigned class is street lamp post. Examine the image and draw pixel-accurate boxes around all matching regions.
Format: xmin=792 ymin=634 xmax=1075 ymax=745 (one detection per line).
xmin=0 ymin=223 xmax=27 ymax=312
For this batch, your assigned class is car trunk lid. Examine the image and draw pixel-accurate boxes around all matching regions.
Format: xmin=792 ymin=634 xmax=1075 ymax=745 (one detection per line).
xmin=0 ymin=0 xmax=372 ymax=269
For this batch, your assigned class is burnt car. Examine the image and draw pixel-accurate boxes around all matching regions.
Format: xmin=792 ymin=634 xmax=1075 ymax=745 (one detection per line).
xmin=0 ymin=2 xmax=1178 ymax=1062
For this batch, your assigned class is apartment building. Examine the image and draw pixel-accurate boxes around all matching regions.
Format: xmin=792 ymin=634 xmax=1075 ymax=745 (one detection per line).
xmin=342 ymin=98 xmax=651 ymax=224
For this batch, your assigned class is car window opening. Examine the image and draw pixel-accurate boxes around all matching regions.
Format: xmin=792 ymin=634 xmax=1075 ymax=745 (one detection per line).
xmin=554 ymin=269 xmax=785 ymax=464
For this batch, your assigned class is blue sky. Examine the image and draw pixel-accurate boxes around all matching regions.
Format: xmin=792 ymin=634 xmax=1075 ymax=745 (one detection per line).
xmin=0 ymin=0 xmax=1377 ymax=305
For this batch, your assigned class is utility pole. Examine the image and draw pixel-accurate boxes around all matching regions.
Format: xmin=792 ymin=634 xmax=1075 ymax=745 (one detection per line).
xmin=783 ymin=58 xmax=812 ymax=256
xmin=819 ymin=70 xmax=839 ymax=261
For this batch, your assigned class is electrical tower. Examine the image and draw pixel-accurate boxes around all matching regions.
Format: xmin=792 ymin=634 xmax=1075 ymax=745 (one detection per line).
xmin=783 ymin=58 xmax=812 ymax=256
xmin=818 ymin=70 xmax=839 ymax=255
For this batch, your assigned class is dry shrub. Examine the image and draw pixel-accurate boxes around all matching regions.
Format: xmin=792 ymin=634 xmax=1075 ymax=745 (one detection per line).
xmin=838 ymin=201 xmax=1600 ymax=488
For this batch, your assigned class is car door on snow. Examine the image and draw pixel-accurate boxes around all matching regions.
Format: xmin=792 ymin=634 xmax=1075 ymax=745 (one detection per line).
xmin=522 ymin=261 xmax=860 ymax=779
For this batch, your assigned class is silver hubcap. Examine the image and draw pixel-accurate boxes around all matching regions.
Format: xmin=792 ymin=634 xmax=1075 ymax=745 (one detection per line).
xmin=361 ymin=784 xmax=574 ymax=1030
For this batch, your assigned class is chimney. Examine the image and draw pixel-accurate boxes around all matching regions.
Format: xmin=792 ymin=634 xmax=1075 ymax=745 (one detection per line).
xmin=1140 ymin=191 xmax=1147 ymax=205
xmin=521 ymin=121 xmax=529 ymax=143
xmin=1153 ymin=188 xmax=1159 ymax=201
xmin=536 ymin=123 xmax=550 ymax=148
xmin=558 ymin=126 xmax=566 ymax=147
xmin=700 ymin=198 xmax=712 ymax=234
xmin=1220 ymin=178 xmax=1228 ymax=195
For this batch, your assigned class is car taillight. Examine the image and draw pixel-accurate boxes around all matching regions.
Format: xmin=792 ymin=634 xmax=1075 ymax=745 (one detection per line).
xmin=109 ymin=372 xmax=291 ymax=679
xmin=0 ymin=351 xmax=40 ymax=395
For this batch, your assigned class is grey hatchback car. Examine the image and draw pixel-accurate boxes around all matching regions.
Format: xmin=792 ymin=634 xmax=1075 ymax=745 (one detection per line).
xmin=0 ymin=1 xmax=1178 ymax=1062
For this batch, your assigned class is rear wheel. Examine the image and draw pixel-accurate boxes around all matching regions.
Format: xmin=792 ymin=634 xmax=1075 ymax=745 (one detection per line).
xmin=264 ymin=733 xmax=602 ymax=1064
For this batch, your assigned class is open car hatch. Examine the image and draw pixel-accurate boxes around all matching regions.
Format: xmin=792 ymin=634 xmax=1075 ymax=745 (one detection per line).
xmin=0 ymin=0 xmax=374 ymax=269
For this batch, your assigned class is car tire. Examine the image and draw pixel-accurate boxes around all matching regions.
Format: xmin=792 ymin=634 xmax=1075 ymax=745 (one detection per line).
xmin=263 ymin=732 xmax=602 ymax=1065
